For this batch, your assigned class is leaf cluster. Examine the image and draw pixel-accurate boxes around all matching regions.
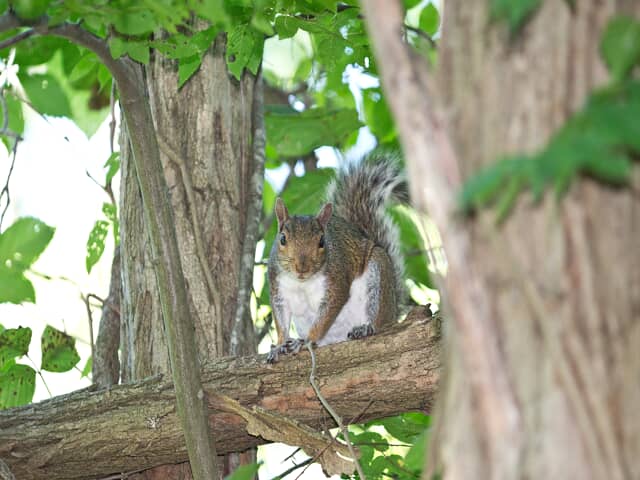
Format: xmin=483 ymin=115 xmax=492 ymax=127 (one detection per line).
xmin=460 ymin=15 xmax=640 ymax=222
xmin=341 ymin=412 xmax=431 ymax=480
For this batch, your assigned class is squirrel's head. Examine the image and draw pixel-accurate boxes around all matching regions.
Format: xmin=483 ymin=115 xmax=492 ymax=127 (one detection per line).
xmin=274 ymin=197 xmax=332 ymax=280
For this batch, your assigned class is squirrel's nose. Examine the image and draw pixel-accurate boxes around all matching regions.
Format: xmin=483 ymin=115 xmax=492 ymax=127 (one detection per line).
xmin=296 ymin=256 xmax=309 ymax=274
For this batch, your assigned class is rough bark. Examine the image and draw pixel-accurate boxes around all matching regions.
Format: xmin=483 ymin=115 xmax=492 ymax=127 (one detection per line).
xmin=365 ymin=1 xmax=640 ymax=479
xmin=0 ymin=318 xmax=440 ymax=480
xmin=120 ymin=33 xmax=258 ymax=378
xmin=120 ymin=30 xmax=261 ymax=478
xmin=92 ymin=246 xmax=121 ymax=388
xmin=428 ymin=2 xmax=640 ymax=479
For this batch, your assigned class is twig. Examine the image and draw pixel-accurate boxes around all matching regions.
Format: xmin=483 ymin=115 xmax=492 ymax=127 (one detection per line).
xmin=255 ymin=311 xmax=274 ymax=345
xmin=306 ymin=342 xmax=365 ymax=479
xmin=0 ymin=138 xmax=18 ymax=230
xmin=347 ymin=399 xmax=375 ymax=425
xmin=25 ymin=354 xmax=52 ymax=398
xmin=109 ymin=81 xmax=117 ymax=154
xmin=404 ymin=25 xmax=437 ymax=48
xmin=269 ymin=457 xmax=313 ymax=480
xmin=81 ymin=294 xmax=96 ymax=365
xmin=0 ymin=28 xmax=36 ymax=50
xmin=293 ymin=440 xmax=335 ymax=480
xmin=85 ymin=169 xmax=116 ymax=206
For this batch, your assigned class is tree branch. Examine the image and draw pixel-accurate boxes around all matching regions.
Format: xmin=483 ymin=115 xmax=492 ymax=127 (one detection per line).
xmin=0 ymin=317 xmax=440 ymax=480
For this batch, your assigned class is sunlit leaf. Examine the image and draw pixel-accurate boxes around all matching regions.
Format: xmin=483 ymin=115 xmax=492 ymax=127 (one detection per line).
xmin=418 ymin=3 xmax=440 ymax=37
xmin=226 ymin=23 xmax=264 ymax=80
xmin=223 ymin=462 xmax=261 ymax=480
xmin=21 ymin=73 xmax=71 ymax=117
xmin=0 ymin=217 xmax=55 ymax=272
xmin=0 ymin=326 xmax=31 ymax=368
xmin=178 ymin=54 xmax=204 ymax=88
xmin=0 ymin=268 xmax=35 ymax=304
xmin=0 ymin=363 xmax=35 ymax=409
xmin=601 ymin=16 xmax=640 ymax=81
xmin=86 ymin=220 xmax=109 ymax=274
xmin=266 ymin=107 xmax=362 ymax=157
xmin=104 ymin=152 xmax=121 ymax=185
xmin=41 ymin=325 xmax=80 ymax=373
xmin=81 ymin=356 xmax=92 ymax=378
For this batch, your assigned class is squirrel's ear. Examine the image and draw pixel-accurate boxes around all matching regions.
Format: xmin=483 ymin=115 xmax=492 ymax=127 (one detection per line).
xmin=275 ymin=197 xmax=289 ymax=227
xmin=316 ymin=203 xmax=333 ymax=228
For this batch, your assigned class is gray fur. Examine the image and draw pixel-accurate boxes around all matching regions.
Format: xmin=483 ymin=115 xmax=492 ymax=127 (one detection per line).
xmin=326 ymin=152 xmax=408 ymax=306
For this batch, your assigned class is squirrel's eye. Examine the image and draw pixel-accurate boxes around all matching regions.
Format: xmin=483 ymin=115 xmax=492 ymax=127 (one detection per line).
xmin=318 ymin=235 xmax=325 ymax=248
xmin=280 ymin=233 xmax=287 ymax=246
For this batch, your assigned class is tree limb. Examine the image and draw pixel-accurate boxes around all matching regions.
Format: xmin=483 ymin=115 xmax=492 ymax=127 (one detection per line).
xmin=0 ymin=317 xmax=440 ymax=480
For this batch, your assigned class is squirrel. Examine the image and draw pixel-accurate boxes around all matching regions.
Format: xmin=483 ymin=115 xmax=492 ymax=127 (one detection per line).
xmin=267 ymin=154 xmax=408 ymax=363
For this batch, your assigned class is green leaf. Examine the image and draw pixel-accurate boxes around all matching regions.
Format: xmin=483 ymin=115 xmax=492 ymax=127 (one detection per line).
xmin=108 ymin=37 xmax=127 ymax=59
xmin=600 ymin=16 xmax=640 ymax=81
xmin=369 ymin=413 xmax=429 ymax=444
xmin=403 ymin=0 xmax=422 ymax=9
xmin=490 ymin=0 xmax=541 ymax=33
xmin=226 ymin=24 xmax=264 ymax=80
xmin=388 ymin=206 xmax=433 ymax=288
xmin=86 ymin=220 xmax=109 ymax=274
xmin=274 ymin=15 xmax=301 ymax=39
xmin=178 ymin=54 xmax=204 ymax=88
xmin=104 ymin=152 xmax=121 ymax=185
xmin=41 ymin=325 xmax=80 ymax=373
xmin=81 ymin=356 xmax=92 ymax=378
xmin=0 ymin=363 xmax=35 ymax=409
xmin=113 ymin=10 xmax=156 ymax=35
xmin=20 ymin=73 xmax=71 ymax=117
xmin=404 ymin=429 xmax=428 ymax=473
xmin=0 ymin=217 xmax=55 ymax=272
xmin=68 ymin=53 xmax=99 ymax=84
xmin=418 ymin=3 xmax=439 ymax=37
xmin=191 ymin=0 xmax=229 ymax=25
xmin=223 ymin=462 xmax=261 ymax=480
xmin=362 ymin=88 xmax=396 ymax=144
xmin=10 ymin=0 xmax=51 ymax=20
xmin=459 ymin=79 xmax=640 ymax=220
xmin=262 ymin=179 xmax=276 ymax=216
xmin=103 ymin=202 xmax=119 ymax=244
xmin=0 ymin=269 xmax=35 ymax=304
xmin=0 ymin=93 xmax=24 ymax=142
xmin=0 ymin=326 xmax=31 ymax=368
xmin=46 ymin=51 xmax=110 ymax=137
xmin=126 ymin=41 xmax=150 ymax=65
xmin=265 ymin=107 xmax=362 ymax=157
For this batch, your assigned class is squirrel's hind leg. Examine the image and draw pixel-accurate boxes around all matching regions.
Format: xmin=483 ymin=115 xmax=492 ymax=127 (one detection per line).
xmin=347 ymin=247 xmax=396 ymax=340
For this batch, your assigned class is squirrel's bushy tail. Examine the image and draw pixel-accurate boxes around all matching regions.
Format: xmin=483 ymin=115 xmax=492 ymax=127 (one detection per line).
xmin=326 ymin=152 xmax=408 ymax=304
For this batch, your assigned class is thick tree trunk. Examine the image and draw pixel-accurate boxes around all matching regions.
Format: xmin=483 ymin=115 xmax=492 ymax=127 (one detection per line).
xmin=120 ymin=32 xmax=260 ymax=478
xmin=426 ymin=2 xmax=640 ymax=479
xmin=0 ymin=318 xmax=439 ymax=480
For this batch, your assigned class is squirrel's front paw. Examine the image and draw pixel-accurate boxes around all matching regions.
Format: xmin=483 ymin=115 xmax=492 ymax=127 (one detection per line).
xmin=348 ymin=324 xmax=375 ymax=340
xmin=266 ymin=338 xmax=308 ymax=363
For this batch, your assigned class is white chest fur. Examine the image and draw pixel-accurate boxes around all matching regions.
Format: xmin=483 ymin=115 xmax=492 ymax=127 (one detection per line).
xmin=277 ymin=263 xmax=378 ymax=346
